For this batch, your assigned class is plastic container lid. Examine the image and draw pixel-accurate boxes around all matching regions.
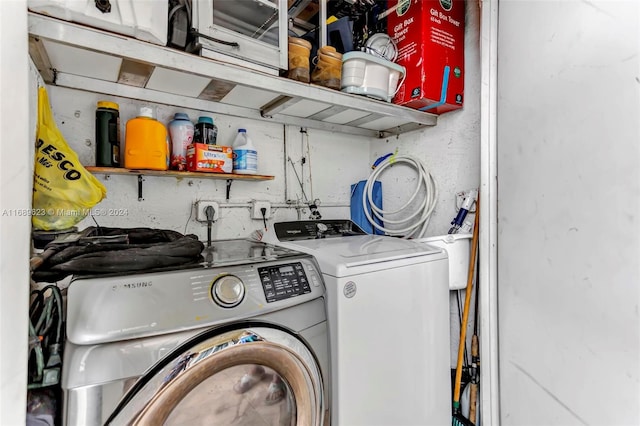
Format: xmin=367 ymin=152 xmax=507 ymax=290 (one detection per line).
xmin=288 ymin=36 xmax=312 ymax=50
xmin=342 ymin=51 xmax=406 ymax=75
xmin=238 ymin=128 xmax=246 ymax=133
xmin=319 ymin=45 xmax=337 ymax=53
xmin=138 ymin=106 xmax=155 ymax=118
xmin=97 ymin=101 xmax=119 ymax=110
xmin=197 ymin=116 xmax=214 ymax=125
xmin=173 ymin=113 xmax=190 ymax=120
xmin=317 ymin=49 xmax=343 ymax=64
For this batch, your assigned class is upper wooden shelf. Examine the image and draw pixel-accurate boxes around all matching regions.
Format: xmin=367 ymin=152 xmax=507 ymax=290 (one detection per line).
xmin=27 ymin=12 xmax=437 ymax=139
xmin=86 ymin=167 xmax=274 ymax=181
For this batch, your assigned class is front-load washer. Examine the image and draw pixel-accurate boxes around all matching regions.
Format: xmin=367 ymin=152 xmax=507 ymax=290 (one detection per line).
xmin=61 ymin=239 xmax=330 ymax=426
xmin=264 ymin=220 xmax=452 ymax=426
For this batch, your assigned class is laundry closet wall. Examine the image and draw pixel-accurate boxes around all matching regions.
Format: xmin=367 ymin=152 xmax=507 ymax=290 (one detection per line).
xmin=45 ymin=68 xmax=480 ymax=245
xmin=44 ymin=85 xmax=372 ymax=240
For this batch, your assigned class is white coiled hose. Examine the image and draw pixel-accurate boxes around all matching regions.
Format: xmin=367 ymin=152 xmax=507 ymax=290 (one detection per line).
xmin=362 ymin=154 xmax=438 ymax=238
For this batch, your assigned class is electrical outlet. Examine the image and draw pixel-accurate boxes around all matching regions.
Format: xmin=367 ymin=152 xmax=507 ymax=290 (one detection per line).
xmin=252 ymin=201 xmax=271 ymax=220
xmin=196 ymin=201 xmax=219 ymax=222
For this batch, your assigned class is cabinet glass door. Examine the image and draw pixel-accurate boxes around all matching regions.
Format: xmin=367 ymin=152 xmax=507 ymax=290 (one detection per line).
xmin=194 ymin=0 xmax=288 ymax=72
xmin=212 ymin=0 xmax=281 ymax=47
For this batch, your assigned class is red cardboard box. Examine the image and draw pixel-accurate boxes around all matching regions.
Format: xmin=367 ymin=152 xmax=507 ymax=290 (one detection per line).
xmin=387 ymin=0 xmax=465 ymax=114
xmin=186 ymin=143 xmax=233 ymax=173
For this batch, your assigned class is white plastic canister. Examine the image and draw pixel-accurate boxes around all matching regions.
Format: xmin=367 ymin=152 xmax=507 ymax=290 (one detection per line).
xmin=340 ymin=51 xmax=405 ymax=102
xmin=232 ymin=129 xmax=257 ymax=174
xmin=415 ymin=233 xmax=472 ymax=290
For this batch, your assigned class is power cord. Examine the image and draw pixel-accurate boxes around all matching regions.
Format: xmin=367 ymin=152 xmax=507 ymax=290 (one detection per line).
xmin=28 ymin=285 xmax=64 ymax=389
xmin=260 ymin=207 xmax=268 ymax=230
xmin=205 ymin=205 xmax=215 ymax=247
xmin=183 ymin=202 xmax=194 ymax=235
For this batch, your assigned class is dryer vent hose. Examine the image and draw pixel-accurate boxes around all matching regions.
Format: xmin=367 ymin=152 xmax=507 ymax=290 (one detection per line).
xmin=362 ymin=154 xmax=438 ymax=238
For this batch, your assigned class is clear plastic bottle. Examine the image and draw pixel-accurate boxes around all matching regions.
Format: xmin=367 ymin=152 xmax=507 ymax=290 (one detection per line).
xmin=232 ymin=128 xmax=257 ymax=174
xmin=168 ymin=112 xmax=194 ymax=171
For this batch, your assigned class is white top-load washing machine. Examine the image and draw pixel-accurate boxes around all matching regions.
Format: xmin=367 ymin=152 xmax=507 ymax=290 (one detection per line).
xmin=265 ymin=220 xmax=452 ymax=426
xmin=62 ymin=239 xmax=330 ymax=426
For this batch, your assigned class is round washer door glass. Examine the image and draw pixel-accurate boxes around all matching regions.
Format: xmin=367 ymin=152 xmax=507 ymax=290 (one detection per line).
xmin=107 ymin=327 xmax=326 ymax=426
xmin=166 ymin=364 xmax=294 ymax=425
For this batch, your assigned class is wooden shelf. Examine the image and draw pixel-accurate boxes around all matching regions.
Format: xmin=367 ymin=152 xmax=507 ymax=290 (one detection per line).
xmin=86 ymin=167 xmax=274 ymax=181
xmin=28 ymin=12 xmax=437 ymax=139
xmin=86 ymin=167 xmax=273 ymax=201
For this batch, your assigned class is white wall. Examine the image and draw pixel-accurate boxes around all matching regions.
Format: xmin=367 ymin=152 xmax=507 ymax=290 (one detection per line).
xmin=497 ymin=1 xmax=640 ymax=424
xmin=0 ymin=1 xmax=30 ymax=424
xmin=44 ymin=85 xmax=372 ymax=241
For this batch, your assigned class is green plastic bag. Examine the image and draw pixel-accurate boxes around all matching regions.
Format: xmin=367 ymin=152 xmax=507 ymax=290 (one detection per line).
xmin=32 ymin=86 xmax=107 ymax=231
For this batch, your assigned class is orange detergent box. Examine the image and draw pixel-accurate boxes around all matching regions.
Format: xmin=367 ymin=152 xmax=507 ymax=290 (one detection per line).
xmin=186 ymin=143 xmax=233 ymax=173
xmin=387 ymin=0 xmax=465 ymax=114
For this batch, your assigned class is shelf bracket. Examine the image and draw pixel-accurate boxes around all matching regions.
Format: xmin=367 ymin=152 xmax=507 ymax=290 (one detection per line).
xmin=226 ymin=179 xmax=233 ymax=201
xmin=138 ymin=175 xmax=145 ymax=201
xmin=261 ymin=96 xmax=300 ymax=118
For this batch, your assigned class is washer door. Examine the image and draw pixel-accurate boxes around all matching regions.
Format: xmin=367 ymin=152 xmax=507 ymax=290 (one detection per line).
xmin=106 ymin=326 xmax=326 ymax=426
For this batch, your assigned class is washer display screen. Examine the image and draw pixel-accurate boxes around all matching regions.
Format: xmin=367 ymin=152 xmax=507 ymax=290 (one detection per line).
xmin=258 ymin=262 xmax=311 ymax=303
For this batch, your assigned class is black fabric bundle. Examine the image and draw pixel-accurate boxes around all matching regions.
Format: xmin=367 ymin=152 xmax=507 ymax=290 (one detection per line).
xmin=32 ymin=227 xmax=204 ymax=282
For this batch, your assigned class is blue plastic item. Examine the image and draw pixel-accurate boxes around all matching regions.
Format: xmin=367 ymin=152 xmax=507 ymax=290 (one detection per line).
xmin=419 ymin=66 xmax=451 ymax=112
xmin=372 ymin=153 xmax=394 ymax=169
xmin=350 ymin=180 xmax=384 ymax=235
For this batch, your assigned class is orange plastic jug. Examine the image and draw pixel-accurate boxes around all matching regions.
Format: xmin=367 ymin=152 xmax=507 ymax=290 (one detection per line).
xmin=124 ymin=106 xmax=169 ymax=170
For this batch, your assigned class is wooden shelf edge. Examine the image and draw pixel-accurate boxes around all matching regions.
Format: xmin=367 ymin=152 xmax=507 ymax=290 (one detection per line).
xmin=86 ymin=167 xmax=274 ymax=181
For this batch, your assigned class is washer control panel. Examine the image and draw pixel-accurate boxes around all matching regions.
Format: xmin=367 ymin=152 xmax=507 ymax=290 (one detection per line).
xmin=258 ymin=262 xmax=311 ymax=303
xmin=67 ymin=255 xmax=325 ymax=345
xmin=274 ymin=220 xmax=366 ymax=241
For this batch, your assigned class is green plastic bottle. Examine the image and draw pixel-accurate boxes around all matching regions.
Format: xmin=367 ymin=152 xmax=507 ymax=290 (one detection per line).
xmin=95 ymin=101 xmax=120 ymax=167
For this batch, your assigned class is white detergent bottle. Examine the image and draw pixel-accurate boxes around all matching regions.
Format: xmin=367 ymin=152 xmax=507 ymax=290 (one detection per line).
xmin=232 ymin=128 xmax=258 ymax=174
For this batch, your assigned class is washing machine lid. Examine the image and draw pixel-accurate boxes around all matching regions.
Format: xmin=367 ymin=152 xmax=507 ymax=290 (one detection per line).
xmin=106 ymin=325 xmax=326 ymax=426
xmin=278 ymin=235 xmax=446 ymax=277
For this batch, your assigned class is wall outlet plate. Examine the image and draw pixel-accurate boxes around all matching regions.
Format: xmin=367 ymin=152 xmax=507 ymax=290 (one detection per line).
xmin=252 ymin=201 xmax=271 ymax=220
xmin=455 ymin=190 xmax=478 ymax=213
xmin=196 ymin=201 xmax=219 ymax=222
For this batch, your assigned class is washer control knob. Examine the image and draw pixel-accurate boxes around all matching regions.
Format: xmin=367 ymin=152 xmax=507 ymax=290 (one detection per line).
xmin=212 ymin=275 xmax=245 ymax=308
